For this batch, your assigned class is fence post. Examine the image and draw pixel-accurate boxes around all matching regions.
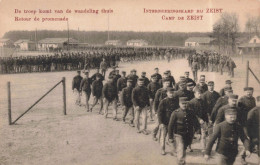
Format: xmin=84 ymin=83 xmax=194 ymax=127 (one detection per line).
xmin=7 ymin=82 xmax=12 ymax=125
xmin=62 ymin=77 xmax=67 ymax=115
xmin=246 ymin=61 xmax=249 ymax=88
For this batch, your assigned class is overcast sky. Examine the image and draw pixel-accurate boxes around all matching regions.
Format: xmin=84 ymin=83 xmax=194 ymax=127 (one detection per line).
xmin=0 ymin=0 xmax=259 ymax=38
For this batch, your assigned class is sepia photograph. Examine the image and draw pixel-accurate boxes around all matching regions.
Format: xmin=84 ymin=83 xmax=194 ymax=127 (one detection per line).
xmin=0 ymin=0 xmax=259 ymax=164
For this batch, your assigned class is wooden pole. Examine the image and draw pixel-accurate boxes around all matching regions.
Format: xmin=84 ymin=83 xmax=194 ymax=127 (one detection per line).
xmin=7 ymin=82 xmax=12 ymax=125
xmin=246 ymin=60 xmax=249 ymax=87
xmin=62 ymin=77 xmax=67 ymax=115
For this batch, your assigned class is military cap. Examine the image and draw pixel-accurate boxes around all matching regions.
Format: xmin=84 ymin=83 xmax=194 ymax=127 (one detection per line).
xmin=243 ymin=87 xmax=254 ymax=91
xmin=179 ymin=97 xmax=188 ymax=103
xmin=208 ymin=81 xmax=214 ymax=86
xmin=142 ymin=72 xmax=146 ymax=75
xmin=151 ymin=74 xmax=157 ymax=79
xmin=122 ymin=71 xmax=126 ymax=74
xmin=138 ymin=78 xmax=145 ymax=81
xmin=154 ymin=67 xmax=159 ymax=70
xmin=256 ymin=96 xmax=260 ymax=102
xmin=229 ymin=94 xmax=238 ymax=99
xmin=225 ymin=108 xmax=237 ymax=115
xmin=185 ymin=71 xmax=189 ymax=74
xmin=166 ymin=70 xmax=171 ymax=73
xmin=127 ymin=79 xmax=133 ymax=83
xmin=167 ymin=87 xmax=175 ymax=92
xmin=77 ymin=70 xmax=81 ymax=73
xmin=187 ymin=82 xmax=194 ymax=86
xmin=225 ymin=80 xmax=232 ymax=84
xmin=131 ymin=69 xmax=137 ymax=72
xmin=224 ymin=87 xmax=232 ymax=91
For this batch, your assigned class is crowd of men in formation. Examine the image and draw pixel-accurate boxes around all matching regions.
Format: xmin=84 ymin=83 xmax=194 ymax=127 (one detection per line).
xmin=0 ymin=47 xmax=192 ymax=74
xmin=72 ymin=63 xmax=259 ymax=165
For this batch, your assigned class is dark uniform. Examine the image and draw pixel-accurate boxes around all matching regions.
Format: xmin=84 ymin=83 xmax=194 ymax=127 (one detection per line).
xmin=205 ymin=120 xmax=250 ymax=165
xmin=194 ymin=83 xmax=208 ymax=94
xmin=202 ymin=90 xmax=220 ymax=117
xmin=91 ymin=72 xmax=104 ymax=82
xmin=168 ymin=105 xmax=200 ymax=164
xmin=103 ymin=80 xmax=118 ymax=118
xmin=238 ymin=95 xmax=256 ymax=127
xmin=247 ymin=105 xmax=260 ymax=156
xmin=121 ymin=85 xmax=134 ymax=123
xmin=175 ymin=88 xmax=195 ymax=101
xmin=80 ymin=77 xmax=92 ymax=111
xmin=215 ymin=105 xmax=244 ymax=126
xmin=90 ymin=79 xmax=103 ymax=112
xmin=211 ymin=95 xmax=229 ymax=123
xmin=117 ymin=76 xmax=127 ymax=92
xmin=72 ymin=74 xmax=83 ymax=91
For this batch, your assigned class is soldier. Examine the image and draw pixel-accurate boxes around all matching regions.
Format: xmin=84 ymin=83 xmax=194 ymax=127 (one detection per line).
xmin=80 ymin=71 xmax=92 ymax=112
xmin=152 ymin=67 xmax=162 ymax=83
xmin=204 ymin=108 xmax=250 ymax=165
xmin=188 ymin=88 xmax=208 ymax=153
xmin=168 ymin=97 xmax=200 ymax=165
xmin=117 ymin=71 xmax=127 ymax=94
xmin=184 ymin=71 xmax=195 ymax=86
xmin=103 ymin=75 xmax=118 ymax=120
xmin=121 ymin=79 xmax=134 ymax=126
xmin=194 ymin=78 xmax=208 ymax=94
xmin=219 ymin=80 xmax=232 ymax=97
xmin=211 ymin=87 xmax=233 ymax=123
xmin=127 ymin=69 xmax=139 ymax=87
xmin=175 ymin=82 xmax=194 ymax=101
xmin=238 ymin=87 xmax=256 ymax=128
xmin=147 ymin=75 xmax=161 ymax=121
xmin=140 ymin=72 xmax=150 ymax=87
xmin=132 ymin=78 xmax=150 ymax=135
xmin=175 ymin=76 xmax=186 ymax=91
xmin=186 ymin=82 xmax=195 ymax=92
xmin=72 ymin=70 xmax=83 ymax=106
xmin=191 ymin=59 xmax=199 ymax=82
xmin=201 ymin=81 xmax=220 ymax=134
xmin=152 ymin=78 xmax=171 ymax=140
xmin=90 ymin=74 xmax=103 ymax=113
xmin=219 ymin=56 xmax=225 ymax=75
xmin=227 ymin=58 xmax=236 ymax=77
xmin=100 ymin=58 xmax=108 ymax=79
xmin=108 ymin=66 xmax=117 ymax=77
xmin=157 ymin=87 xmax=179 ymax=155
xmin=168 ymin=70 xmax=176 ymax=87
xmin=246 ymin=96 xmax=260 ymax=161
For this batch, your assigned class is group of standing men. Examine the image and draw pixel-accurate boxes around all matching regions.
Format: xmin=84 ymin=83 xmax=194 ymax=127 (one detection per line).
xmin=72 ymin=65 xmax=259 ymax=165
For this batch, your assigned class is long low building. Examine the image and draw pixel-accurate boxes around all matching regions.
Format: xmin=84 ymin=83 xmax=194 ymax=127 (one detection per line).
xmin=126 ymin=39 xmax=148 ymax=47
xmin=238 ymin=35 xmax=260 ymax=55
xmin=37 ymin=38 xmax=79 ymax=51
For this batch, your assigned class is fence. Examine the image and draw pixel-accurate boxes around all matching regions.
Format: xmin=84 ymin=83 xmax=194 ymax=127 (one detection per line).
xmin=7 ymin=77 xmax=67 ymax=125
xmin=245 ymin=60 xmax=260 ymax=88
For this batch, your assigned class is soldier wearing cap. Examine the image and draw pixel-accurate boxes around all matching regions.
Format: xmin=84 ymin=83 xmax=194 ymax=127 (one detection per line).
xmin=80 ymin=71 xmax=92 ymax=112
xmin=211 ymin=87 xmax=233 ymax=123
xmin=152 ymin=78 xmax=171 ymax=140
xmin=175 ymin=81 xmax=194 ymax=101
xmin=205 ymin=108 xmax=250 ymax=165
xmin=191 ymin=59 xmax=199 ymax=82
xmin=188 ymin=88 xmax=208 ymax=152
xmin=186 ymin=82 xmax=195 ymax=92
xmin=108 ymin=66 xmax=117 ymax=77
xmin=132 ymin=78 xmax=150 ymax=135
xmin=157 ymin=87 xmax=179 ymax=155
xmin=168 ymin=97 xmax=200 ymax=165
xmin=147 ymin=74 xmax=161 ymax=121
xmin=184 ymin=71 xmax=196 ymax=87
xmin=100 ymin=58 xmax=108 ymax=79
xmin=90 ymin=74 xmax=103 ymax=113
xmin=246 ymin=96 xmax=260 ymax=160
xmin=141 ymin=71 xmax=150 ymax=87
xmin=127 ymin=69 xmax=139 ymax=87
xmin=117 ymin=71 xmax=127 ymax=93
xmin=152 ymin=67 xmax=162 ymax=83
xmin=215 ymin=94 xmax=244 ymax=126
xmin=121 ymin=79 xmax=134 ymax=126
xmin=194 ymin=78 xmax=208 ymax=94
xmin=102 ymin=75 xmax=118 ymax=120
xmin=238 ymin=87 xmax=256 ymax=127
xmin=219 ymin=80 xmax=233 ymax=97
xmin=167 ymin=70 xmax=176 ymax=87
xmin=175 ymin=76 xmax=186 ymax=91
xmin=72 ymin=70 xmax=83 ymax=106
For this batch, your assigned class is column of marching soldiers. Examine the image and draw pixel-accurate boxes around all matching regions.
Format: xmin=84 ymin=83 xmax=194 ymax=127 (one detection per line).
xmin=0 ymin=47 xmax=236 ymax=77
xmin=72 ymin=60 xmax=259 ymax=165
